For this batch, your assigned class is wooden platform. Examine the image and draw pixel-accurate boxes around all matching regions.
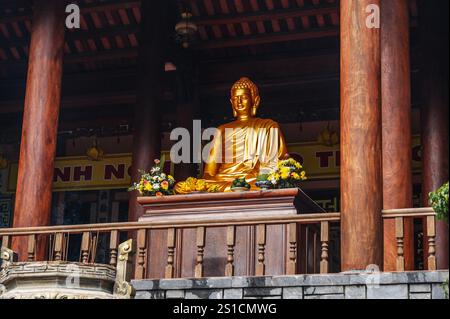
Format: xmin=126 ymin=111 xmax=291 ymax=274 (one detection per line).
xmin=138 ymin=189 xmax=325 ymax=278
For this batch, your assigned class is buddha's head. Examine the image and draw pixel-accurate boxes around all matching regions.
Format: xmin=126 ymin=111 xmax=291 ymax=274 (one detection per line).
xmin=230 ymin=77 xmax=261 ymax=120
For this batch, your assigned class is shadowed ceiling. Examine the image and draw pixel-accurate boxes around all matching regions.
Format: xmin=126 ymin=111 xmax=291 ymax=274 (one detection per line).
xmin=0 ymin=0 xmax=420 ymax=143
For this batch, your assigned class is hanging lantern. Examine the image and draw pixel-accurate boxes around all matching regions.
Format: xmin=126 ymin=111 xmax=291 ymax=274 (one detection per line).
xmin=86 ymin=138 xmax=104 ymax=161
xmin=175 ymin=12 xmax=198 ymax=49
xmin=318 ymin=123 xmax=339 ymax=147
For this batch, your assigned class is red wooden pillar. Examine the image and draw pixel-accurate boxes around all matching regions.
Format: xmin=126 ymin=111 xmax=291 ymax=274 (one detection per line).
xmin=128 ymin=0 xmax=169 ymax=222
xmin=381 ymin=0 xmax=414 ymax=271
xmin=340 ymin=0 xmax=383 ymax=271
xmin=420 ymin=0 xmax=449 ymax=269
xmin=12 ymin=0 xmax=66 ymax=260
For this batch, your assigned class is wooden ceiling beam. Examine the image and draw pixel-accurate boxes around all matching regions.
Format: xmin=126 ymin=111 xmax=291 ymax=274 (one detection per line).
xmin=0 ymin=48 xmax=139 ymax=68
xmin=1 ymin=52 xmax=340 ymax=87
xmin=194 ymin=27 xmax=339 ymax=49
xmin=200 ymin=74 xmax=339 ymax=94
xmin=0 ymin=91 xmax=137 ymax=114
xmin=0 ymin=0 xmax=141 ymax=24
xmin=0 ymin=73 xmax=338 ymax=114
xmin=193 ymin=3 xmax=338 ymax=26
xmin=76 ymin=0 xmax=141 ymax=14
xmin=65 ymin=48 xmax=138 ymax=64
xmin=0 ymin=0 xmax=31 ymax=10
xmin=1 ymin=25 xmax=140 ymax=49
xmin=1 ymin=30 xmax=339 ymax=67
xmin=1 ymin=26 xmax=339 ymax=54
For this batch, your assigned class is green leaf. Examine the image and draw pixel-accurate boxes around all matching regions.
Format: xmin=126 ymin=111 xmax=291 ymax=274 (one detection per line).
xmin=159 ymin=154 xmax=166 ymax=170
xmin=257 ymin=174 xmax=269 ymax=182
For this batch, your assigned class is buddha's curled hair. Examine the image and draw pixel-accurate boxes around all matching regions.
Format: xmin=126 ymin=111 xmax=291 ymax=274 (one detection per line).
xmin=231 ymin=77 xmax=259 ymax=101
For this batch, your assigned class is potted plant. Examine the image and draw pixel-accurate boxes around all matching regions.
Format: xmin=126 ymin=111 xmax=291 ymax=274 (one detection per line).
xmin=255 ymin=173 xmax=272 ymax=190
xmin=231 ymin=177 xmax=251 ymax=192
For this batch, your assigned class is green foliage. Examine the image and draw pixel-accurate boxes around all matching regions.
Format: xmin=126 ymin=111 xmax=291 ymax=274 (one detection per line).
xmin=429 ymin=181 xmax=449 ymax=224
xmin=159 ymin=154 xmax=166 ymax=171
xmin=429 ymin=182 xmax=449 ymax=300
xmin=256 ymin=173 xmax=270 ymax=182
xmin=444 ymin=278 xmax=449 ymax=299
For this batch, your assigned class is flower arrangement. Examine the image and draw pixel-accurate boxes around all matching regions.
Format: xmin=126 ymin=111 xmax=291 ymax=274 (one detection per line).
xmin=182 ymin=177 xmax=220 ymax=193
xmin=268 ymin=158 xmax=307 ymax=189
xmin=128 ymin=158 xmax=175 ymax=197
xmin=231 ymin=177 xmax=251 ymax=191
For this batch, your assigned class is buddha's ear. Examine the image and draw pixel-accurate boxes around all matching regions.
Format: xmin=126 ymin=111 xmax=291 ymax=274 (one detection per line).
xmin=231 ymin=99 xmax=237 ymax=117
xmin=252 ymin=95 xmax=261 ymax=116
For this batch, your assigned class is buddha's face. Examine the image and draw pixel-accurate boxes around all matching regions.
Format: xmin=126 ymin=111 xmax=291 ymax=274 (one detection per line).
xmin=231 ymin=88 xmax=253 ymax=119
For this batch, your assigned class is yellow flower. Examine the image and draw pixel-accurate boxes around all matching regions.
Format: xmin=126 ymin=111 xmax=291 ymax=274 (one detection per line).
xmin=280 ymin=167 xmax=290 ymax=179
xmin=207 ymin=185 xmax=220 ymax=193
xmin=196 ymin=179 xmax=207 ymax=191
xmin=144 ymin=183 xmax=153 ymax=192
xmin=301 ymin=171 xmax=307 ymax=180
xmin=179 ymin=184 xmax=189 ymax=193
xmin=185 ymin=177 xmax=198 ymax=191
xmin=291 ymin=172 xmax=300 ymax=180
xmin=161 ymin=181 xmax=169 ymax=190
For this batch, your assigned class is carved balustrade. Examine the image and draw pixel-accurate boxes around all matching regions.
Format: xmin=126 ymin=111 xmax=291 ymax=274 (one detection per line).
xmin=0 ymin=212 xmax=340 ymax=279
xmin=0 ymin=207 xmax=440 ymax=279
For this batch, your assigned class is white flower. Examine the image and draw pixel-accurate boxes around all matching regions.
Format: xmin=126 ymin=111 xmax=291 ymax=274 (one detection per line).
xmin=151 ymin=167 xmax=161 ymax=174
xmin=153 ymin=183 xmax=160 ymax=190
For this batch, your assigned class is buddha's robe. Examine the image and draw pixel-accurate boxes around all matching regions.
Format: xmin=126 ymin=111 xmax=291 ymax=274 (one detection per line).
xmin=175 ymin=118 xmax=288 ymax=193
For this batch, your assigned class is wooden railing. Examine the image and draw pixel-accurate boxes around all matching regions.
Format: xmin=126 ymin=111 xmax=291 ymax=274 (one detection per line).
xmin=0 ymin=212 xmax=340 ymax=279
xmin=0 ymin=207 xmax=438 ymax=278
xmin=382 ymin=207 xmax=437 ymax=271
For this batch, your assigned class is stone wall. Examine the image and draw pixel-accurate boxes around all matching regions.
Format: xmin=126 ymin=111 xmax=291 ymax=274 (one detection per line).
xmin=131 ymin=271 xmax=449 ymax=299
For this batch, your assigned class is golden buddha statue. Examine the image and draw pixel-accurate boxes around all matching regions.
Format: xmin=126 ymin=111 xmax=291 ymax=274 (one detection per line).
xmin=175 ymin=77 xmax=288 ymax=193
